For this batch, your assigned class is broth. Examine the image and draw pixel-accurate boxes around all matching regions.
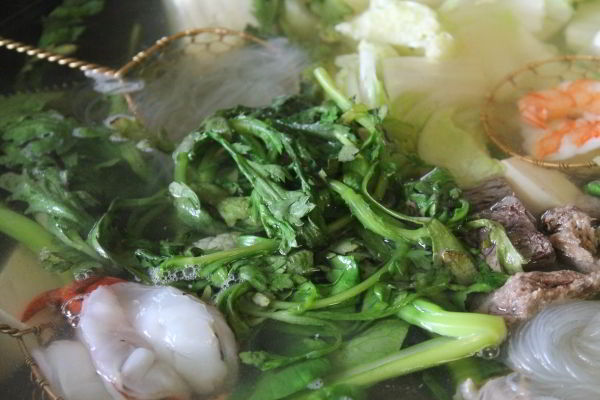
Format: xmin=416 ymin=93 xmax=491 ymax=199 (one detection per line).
xmin=1 ymin=1 xmax=599 ymax=400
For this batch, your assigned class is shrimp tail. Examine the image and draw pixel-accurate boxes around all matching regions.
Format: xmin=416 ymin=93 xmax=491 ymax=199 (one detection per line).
xmin=21 ymin=276 xmax=126 ymax=322
xmin=21 ymin=287 xmax=65 ymax=322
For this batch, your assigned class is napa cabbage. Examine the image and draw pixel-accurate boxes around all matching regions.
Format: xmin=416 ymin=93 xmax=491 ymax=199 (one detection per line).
xmin=565 ymin=1 xmax=600 ymax=55
xmin=335 ymin=0 xmax=454 ymax=59
xmin=418 ymin=109 xmax=504 ymax=188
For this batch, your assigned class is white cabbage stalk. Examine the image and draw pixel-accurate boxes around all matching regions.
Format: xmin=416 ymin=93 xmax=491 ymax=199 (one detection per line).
xmin=382 ymin=57 xmax=486 ymax=106
xmin=501 ymin=157 xmax=600 ymax=217
xmin=417 ymin=108 xmax=504 ymax=188
xmin=380 ymin=1 xmax=557 ymax=114
xmin=439 ymin=0 xmax=572 ymax=39
xmin=565 ymin=1 xmax=600 ymax=55
xmin=335 ymin=40 xmax=396 ymax=108
xmin=280 ymin=0 xmax=320 ymax=40
xmin=440 ymin=2 xmax=556 ymax=86
xmin=162 ymin=0 xmax=256 ymax=33
xmin=344 ymin=0 xmax=370 ymax=13
xmin=335 ymin=0 xmax=454 ymax=59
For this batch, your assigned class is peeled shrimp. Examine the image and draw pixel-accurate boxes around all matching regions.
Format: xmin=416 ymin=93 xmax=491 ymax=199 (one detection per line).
xmin=528 ymin=118 xmax=600 ymax=159
xmin=102 ymin=283 xmax=239 ymax=395
xmin=23 ymin=279 xmax=238 ymax=400
xmin=518 ymin=79 xmax=600 ymax=129
xmin=78 ymin=285 xmax=192 ymax=399
xmin=518 ymin=79 xmax=600 ymax=159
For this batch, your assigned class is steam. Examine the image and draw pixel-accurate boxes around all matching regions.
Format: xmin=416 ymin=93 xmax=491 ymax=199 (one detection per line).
xmin=126 ymin=38 xmax=310 ymax=139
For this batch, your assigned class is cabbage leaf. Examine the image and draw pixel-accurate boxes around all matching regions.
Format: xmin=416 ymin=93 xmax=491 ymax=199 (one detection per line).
xmin=418 ymin=109 xmax=504 ymax=188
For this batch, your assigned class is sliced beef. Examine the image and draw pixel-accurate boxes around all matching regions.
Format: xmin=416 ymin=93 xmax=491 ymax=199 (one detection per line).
xmin=475 ymin=196 xmax=556 ymax=269
xmin=463 ymin=178 xmax=515 ymax=213
xmin=541 ymin=206 xmax=600 ymax=273
xmin=472 ymin=270 xmax=600 ymax=326
xmin=464 ymin=178 xmax=555 ymax=270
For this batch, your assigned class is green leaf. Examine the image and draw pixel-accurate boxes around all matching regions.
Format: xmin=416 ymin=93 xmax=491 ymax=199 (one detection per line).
xmin=292 ymin=281 xmax=319 ymax=309
xmin=239 ymin=265 xmax=269 ymax=292
xmin=248 ymin=358 xmax=331 ymax=400
xmin=323 ymin=255 xmax=360 ymax=300
xmin=422 ymin=370 xmax=452 ymax=400
xmin=427 ymin=219 xmax=477 ymax=285
xmin=466 ymin=219 xmax=526 ymax=275
xmin=329 ymin=319 xmax=409 ymax=370
xmin=217 ymin=196 xmax=255 ymax=227
xmin=404 ymin=167 xmax=470 ymax=224
xmin=168 ymin=181 xmax=226 ymax=235
xmin=0 ymin=170 xmax=95 ymax=230
xmin=207 ymin=125 xmax=315 ymax=252
xmin=252 ymin=0 xmax=284 ymax=35
xmin=585 ymin=180 xmax=600 ymax=197
xmin=264 ymin=250 xmax=315 ymax=274
xmin=308 ymin=0 xmax=353 ymax=24
xmin=0 ymin=92 xmax=63 ymax=129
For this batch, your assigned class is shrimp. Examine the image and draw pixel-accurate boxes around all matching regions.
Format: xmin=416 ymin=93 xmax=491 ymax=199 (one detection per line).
xmin=78 ymin=284 xmax=192 ymax=400
xmin=518 ymin=79 xmax=600 ymax=129
xmin=531 ymin=118 xmax=600 ymax=159
xmin=518 ymin=79 xmax=600 ymax=159
xmin=21 ymin=276 xmax=125 ymax=322
xmin=22 ymin=278 xmax=238 ymax=400
xmin=94 ymin=283 xmax=239 ymax=395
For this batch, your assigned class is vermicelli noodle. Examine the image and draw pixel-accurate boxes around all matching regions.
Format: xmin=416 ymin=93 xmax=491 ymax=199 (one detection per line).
xmin=128 ymin=38 xmax=309 ymax=139
xmin=506 ymin=301 xmax=600 ymax=400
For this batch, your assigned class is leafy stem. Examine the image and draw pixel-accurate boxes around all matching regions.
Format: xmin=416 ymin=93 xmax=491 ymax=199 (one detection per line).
xmin=329 ymin=179 xmax=428 ymax=243
xmin=159 ymin=237 xmax=279 ymax=271
xmin=361 ymin=162 xmax=428 ymax=225
xmin=305 ymin=300 xmax=506 ymax=393
xmin=0 ymin=203 xmax=58 ymax=254
xmin=272 ymin=244 xmax=408 ymax=311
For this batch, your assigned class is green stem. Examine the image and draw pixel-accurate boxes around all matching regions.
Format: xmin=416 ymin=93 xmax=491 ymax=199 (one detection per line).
xmin=585 ymin=180 xmax=600 ymax=197
xmin=115 ymin=189 xmax=168 ymax=208
xmin=174 ymin=152 xmax=189 ymax=183
xmin=0 ymin=204 xmax=58 ymax=254
xmin=161 ymin=238 xmax=278 ymax=270
xmin=329 ymin=179 xmax=427 ymax=243
xmin=273 ymin=246 xmax=408 ymax=311
xmin=313 ymin=67 xmax=353 ymax=111
xmin=361 ymin=163 xmax=428 ymax=225
xmin=326 ymin=215 xmax=354 ymax=234
xmin=324 ymin=300 xmax=506 ymax=388
xmin=373 ymin=170 xmax=388 ymax=202
xmin=241 ymin=303 xmax=336 ymax=327
xmin=313 ymin=67 xmax=377 ymax=135
xmin=397 ymin=299 xmax=506 ymax=340
xmin=328 ymin=335 xmax=489 ymax=387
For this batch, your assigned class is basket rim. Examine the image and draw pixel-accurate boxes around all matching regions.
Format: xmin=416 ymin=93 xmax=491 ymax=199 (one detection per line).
xmin=481 ymin=54 xmax=600 ymax=170
xmin=116 ymin=27 xmax=268 ymax=78
xmin=116 ymin=26 xmax=269 ymax=135
xmin=0 ymin=322 xmax=62 ymax=400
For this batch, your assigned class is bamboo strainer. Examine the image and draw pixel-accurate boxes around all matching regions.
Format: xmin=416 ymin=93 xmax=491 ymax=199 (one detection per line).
xmin=481 ymin=54 xmax=600 ymax=171
xmin=0 ymin=27 xmax=268 ymax=138
xmin=0 ymin=322 xmax=60 ymax=400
